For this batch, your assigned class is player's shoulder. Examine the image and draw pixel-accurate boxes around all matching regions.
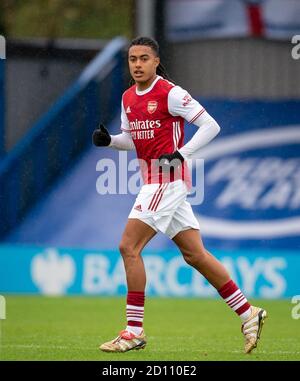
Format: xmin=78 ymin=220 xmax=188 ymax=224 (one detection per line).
xmin=156 ymin=76 xmax=176 ymax=93
xmin=122 ymin=84 xmax=137 ymax=99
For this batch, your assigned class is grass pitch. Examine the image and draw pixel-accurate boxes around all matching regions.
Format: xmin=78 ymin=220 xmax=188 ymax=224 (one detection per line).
xmin=0 ymin=296 xmax=299 ymax=361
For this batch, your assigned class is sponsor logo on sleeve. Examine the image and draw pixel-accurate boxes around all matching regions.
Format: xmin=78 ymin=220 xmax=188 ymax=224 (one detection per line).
xmin=182 ymin=93 xmax=192 ymax=107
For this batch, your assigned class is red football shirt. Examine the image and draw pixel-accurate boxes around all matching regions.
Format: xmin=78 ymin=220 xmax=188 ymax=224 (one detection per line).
xmin=121 ymin=76 xmax=205 ymax=185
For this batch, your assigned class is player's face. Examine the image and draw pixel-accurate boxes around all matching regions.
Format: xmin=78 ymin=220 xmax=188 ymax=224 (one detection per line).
xmin=128 ymin=45 xmax=160 ymax=90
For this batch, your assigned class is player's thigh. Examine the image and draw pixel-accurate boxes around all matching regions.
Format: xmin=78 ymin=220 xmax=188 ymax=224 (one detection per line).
xmin=166 ymin=200 xmax=199 ymax=239
xmin=120 ymin=218 xmax=157 ymax=254
xmin=172 ymin=228 xmax=205 ymax=256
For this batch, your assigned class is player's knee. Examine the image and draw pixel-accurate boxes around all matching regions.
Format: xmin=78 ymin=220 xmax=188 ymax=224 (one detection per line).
xmin=182 ymin=249 xmax=206 ymax=267
xmin=119 ymin=241 xmax=139 ymax=260
xmin=182 ymin=252 xmax=196 ymax=266
xmin=119 ymin=241 xmax=131 ymax=256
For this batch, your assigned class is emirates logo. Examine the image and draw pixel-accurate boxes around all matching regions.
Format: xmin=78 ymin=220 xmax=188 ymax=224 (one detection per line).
xmin=147 ymin=101 xmax=158 ymax=114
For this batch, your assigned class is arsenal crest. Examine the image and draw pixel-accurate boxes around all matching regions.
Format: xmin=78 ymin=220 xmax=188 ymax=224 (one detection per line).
xmin=147 ymin=101 xmax=158 ymax=114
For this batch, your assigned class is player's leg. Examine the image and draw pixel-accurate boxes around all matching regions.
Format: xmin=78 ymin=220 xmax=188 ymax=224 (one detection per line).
xmin=100 ymin=218 xmax=156 ymax=352
xmin=172 ymin=228 xmax=230 ymax=288
xmin=119 ymin=218 xmax=156 ymax=291
xmin=172 ymin=228 xmax=267 ymax=353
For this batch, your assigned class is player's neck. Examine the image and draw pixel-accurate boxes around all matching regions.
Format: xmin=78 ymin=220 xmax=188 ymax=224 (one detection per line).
xmin=136 ymin=74 xmax=158 ymax=92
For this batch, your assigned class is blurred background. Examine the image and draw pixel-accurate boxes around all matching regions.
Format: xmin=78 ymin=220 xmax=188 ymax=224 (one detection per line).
xmin=0 ymin=0 xmax=300 ymax=299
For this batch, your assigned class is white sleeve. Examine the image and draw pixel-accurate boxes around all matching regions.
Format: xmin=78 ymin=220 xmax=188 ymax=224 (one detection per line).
xmin=178 ymin=111 xmax=221 ymax=159
xmin=168 ymin=85 xmax=205 ymax=123
xmin=120 ymin=97 xmax=131 ymax=133
xmin=109 ymin=98 xmax=135 ymax=151
xmin=109 ymin=131 xmax=135 ymax=151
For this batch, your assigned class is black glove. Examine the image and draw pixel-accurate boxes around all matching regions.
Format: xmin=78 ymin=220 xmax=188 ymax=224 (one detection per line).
xmin=92 ymin=124 xmax=111 ymax=147
xmin=158 ymin=150 xmax=184 ymax=172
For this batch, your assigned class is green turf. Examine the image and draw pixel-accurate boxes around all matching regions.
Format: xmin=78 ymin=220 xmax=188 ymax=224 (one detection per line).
xmin=0 ymin=296 xmax=299 ymax=361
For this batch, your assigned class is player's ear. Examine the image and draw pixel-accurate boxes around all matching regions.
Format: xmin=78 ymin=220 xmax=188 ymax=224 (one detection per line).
xmin=155 ymin=56 xmax=160 ymax=69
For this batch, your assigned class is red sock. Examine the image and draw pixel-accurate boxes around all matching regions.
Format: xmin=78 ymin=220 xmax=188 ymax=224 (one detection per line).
xmin=218 ymin=280 xmax=251 ymax=316
xmin=126 ymin=291 xmax=145 ymax=328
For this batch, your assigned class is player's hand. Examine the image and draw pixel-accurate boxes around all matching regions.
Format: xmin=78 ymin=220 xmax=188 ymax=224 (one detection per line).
xmin=92 ymin=124 xmax=111 ymax=147
xmin=158 ymin=150 xmax=184 ymax=172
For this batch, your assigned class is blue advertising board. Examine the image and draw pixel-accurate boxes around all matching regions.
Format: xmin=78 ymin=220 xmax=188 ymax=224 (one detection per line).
xmin=190 ymin=125 xmax=300 ymax=250
xmin=0 ymin=245 xmax=299 ymax=298
xmin=185 ymin=100 xmax=300 ymax=251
